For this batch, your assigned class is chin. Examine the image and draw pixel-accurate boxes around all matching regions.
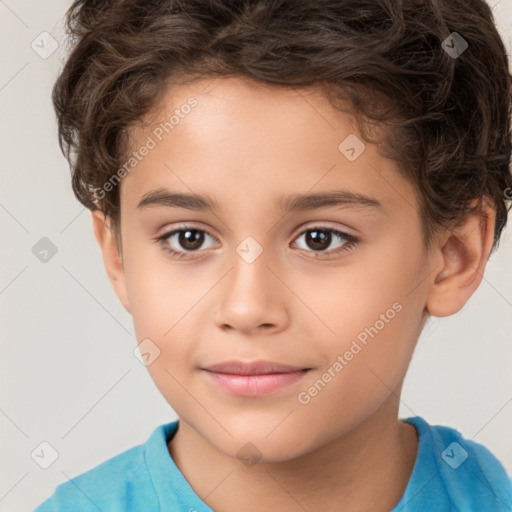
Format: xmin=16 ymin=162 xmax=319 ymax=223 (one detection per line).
xmin=207 ymin=421 xmax=313 ymax=464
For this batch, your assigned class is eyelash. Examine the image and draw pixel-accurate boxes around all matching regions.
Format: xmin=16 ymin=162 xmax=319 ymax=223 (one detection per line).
xmin=155 ymin=225 xmax=359 ymax=260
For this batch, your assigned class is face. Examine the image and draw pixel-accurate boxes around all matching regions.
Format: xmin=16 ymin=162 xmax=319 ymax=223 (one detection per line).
xmin=111 ymin=76 xmax=434 ymax=461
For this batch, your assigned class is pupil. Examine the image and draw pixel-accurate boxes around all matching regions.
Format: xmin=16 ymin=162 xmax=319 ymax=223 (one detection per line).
xmin=179 ymin=230 xmax=204 ymax=250
xmin=306 ymin=230 xmax=330 ymax=251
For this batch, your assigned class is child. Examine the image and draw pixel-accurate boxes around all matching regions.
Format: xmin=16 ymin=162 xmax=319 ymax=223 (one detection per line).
xmin=34 ymin=0 xmax=512 ymax=510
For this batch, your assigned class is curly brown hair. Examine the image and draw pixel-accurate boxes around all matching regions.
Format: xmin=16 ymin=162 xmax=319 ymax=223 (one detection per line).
xmin=52 ymin=0 xmax=512 ymax=253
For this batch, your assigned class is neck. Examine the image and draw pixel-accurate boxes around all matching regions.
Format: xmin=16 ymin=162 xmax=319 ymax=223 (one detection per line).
xmin=168 ymin=395 xmax=418 ymax=512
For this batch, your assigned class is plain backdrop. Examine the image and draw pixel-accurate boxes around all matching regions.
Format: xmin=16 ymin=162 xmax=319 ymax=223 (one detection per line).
xmin=1 ymin=1 xmax=511 ymax=511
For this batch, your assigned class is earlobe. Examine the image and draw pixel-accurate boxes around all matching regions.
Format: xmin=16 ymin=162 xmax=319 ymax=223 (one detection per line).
xmin=426 ymin=200 xmax=496 ymax=317
xmin=91 ymin=210 xmax=131 ymax=313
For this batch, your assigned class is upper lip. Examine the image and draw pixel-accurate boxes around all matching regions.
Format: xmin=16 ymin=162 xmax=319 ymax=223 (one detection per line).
xmin=202 ymin=360 xmax=310 ymax=375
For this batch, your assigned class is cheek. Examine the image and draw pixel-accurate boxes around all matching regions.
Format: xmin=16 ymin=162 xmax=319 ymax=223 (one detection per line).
xmin=295 ymin=302 xmax=417 ymax=444
xmin=305 ymin=233 xmax=425 ymax=392
xmin=124 ymin=254 xmax=200 ymax=413
xmin=123 ymin=243 xmax=193 ymax=335
xmin=122 ymin=251 xmax=202 ymax=402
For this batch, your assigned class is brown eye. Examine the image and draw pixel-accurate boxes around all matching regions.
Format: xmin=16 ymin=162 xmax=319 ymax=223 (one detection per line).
xmin=303 ymin=229 xmax=332 ymax=251
xmin=156 ymin=224 xmax=358 ymax=260
xmin=292 ymin=227 xmax=358 ymax=257
xmin=156 ymin=226 xmax=217 ymax=258
xmin=175 ymin=229 xmax=205 ymax=251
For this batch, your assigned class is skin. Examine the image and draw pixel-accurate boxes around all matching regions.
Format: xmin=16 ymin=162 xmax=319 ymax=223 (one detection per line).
xmin=92 ymin=76 xmax=496 ymax=512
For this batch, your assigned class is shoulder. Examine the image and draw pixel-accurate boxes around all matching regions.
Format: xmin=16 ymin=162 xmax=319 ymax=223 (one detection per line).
xmin=32 ymin=423 xmax=175 ymax=512
xmin=407 ymin=416 xmax=512 ymax=511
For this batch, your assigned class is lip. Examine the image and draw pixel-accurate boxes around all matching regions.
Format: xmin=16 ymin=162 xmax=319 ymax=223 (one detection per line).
xmin=201 ymin=360 xmax=311 ymax=397
xmin=203 ymin=360 xmax=308 ymax=375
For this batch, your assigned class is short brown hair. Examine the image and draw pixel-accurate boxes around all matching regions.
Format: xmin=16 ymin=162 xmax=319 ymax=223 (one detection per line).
xmin=53 ymin=0 xmax=512 ymax=252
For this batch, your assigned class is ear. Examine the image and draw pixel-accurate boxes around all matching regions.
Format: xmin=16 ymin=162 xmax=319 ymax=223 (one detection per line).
xmin=91 ymin=210 xmax=131 ymax=313
xmin=426 ymin=199 xmax=496 ymax=317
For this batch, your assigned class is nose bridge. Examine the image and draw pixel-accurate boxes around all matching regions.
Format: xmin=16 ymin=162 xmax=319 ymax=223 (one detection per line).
xmin=213 ymin=226 xmax=287 ymax=332
xmin=222 ymin=192 xmax=279 ymax=272
xmin=229 ymin=231 xmax=276 ymax=300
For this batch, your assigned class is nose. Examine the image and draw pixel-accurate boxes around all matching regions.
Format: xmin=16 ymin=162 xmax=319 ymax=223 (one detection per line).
xmin=213 ymin=249 xmax=289 ymax=336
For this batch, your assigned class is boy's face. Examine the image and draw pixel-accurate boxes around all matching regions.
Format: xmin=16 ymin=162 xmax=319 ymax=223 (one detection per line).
xmin=100 ymin=77 xmax=437 ymax=460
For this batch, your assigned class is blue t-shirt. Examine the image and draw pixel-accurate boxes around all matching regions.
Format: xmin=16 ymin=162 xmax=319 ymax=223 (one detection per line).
xmin=33 ymin=416 xmax=512 ymax=511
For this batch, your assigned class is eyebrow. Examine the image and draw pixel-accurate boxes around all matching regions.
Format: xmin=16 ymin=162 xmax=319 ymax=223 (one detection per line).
xmin=137 ymin=187 xmax=383 ymax=213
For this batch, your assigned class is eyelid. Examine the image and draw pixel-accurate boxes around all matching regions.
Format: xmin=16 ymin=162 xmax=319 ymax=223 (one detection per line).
xmin=156 ymin=221 xmax=356 ymax=243
xmin=293 ymin=221 xmax=357 ymax=238
xmin=157 ymin=221 xmax=218 ymax=239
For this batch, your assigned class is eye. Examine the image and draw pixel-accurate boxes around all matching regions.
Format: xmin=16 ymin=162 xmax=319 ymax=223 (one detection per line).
xmin=155 ymin=225 xmax=218 ymax=259
xmin=292 ymin=226 xmax=358 ymax=257
xmin=155 ymin=224 xmax=359 ymax=260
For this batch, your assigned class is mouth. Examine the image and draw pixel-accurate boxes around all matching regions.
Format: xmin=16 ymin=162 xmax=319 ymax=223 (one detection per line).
xmin=201 ymin=360 xmax=312 ymax=397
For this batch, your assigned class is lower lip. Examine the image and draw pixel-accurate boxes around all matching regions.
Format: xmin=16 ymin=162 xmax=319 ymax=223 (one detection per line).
xmin=203 ymin=370 xmax=309 ymax=397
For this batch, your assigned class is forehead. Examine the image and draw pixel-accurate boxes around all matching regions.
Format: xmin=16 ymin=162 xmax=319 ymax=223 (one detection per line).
xmin=120 ymin=76 xmax=416 ymax=217
xmin=126 ymin=76 xmax=360 ymax=161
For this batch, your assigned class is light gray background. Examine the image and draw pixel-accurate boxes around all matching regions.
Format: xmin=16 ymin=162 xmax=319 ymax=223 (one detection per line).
xmin=1 ymin=1 xmax=511 ymax=511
